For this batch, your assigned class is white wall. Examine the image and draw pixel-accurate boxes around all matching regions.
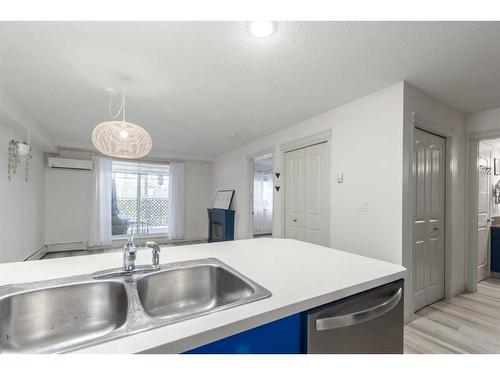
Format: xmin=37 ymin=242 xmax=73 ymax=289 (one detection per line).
xmin=402 ymin=82 xmax=467 ymax=315
xmin=489 ymin=146 xmax=500 ymax=217
xmin=45 ymin=167 xmax=92 ymax=245
xmin=44 ymin=151 xmax=212 ymax=246
xmin=213 ymin=81 xmax=468 ymax=321
xmin=0 ymin=124 xmax=45 ymax=263
xmin=467 ymin=107 xmax=500 ymax=135
xmin=184 ymin=160 xmax=213 ymax=240
xmin=213 ymin=82 xmax=405 ymax=264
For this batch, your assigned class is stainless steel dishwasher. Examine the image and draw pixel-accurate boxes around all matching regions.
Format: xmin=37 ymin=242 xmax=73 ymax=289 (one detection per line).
xmin=306 ymin=279 xmax=404 ymax=353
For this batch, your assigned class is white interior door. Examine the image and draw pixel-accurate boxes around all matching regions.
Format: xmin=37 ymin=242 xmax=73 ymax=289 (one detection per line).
xmin=285 ymin=142 xmax=330 ymax=246
xmin=477 ymin=144 xmax=491 ymax=282
xmin=412 ymin=128 xmax=446 ymax=311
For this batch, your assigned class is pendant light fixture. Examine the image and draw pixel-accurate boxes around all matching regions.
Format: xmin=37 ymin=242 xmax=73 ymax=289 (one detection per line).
xmin=92 ymin=81 xmax=152 ymax=159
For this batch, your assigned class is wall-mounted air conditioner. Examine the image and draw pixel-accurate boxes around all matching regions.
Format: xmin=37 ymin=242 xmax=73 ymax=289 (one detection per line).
xmin=47 ymin=157 xmax=93 ymax=171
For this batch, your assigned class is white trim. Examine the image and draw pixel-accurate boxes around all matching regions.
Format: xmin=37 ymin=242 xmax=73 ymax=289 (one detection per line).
xmin=491 ymin=271 xmax=500 ymax=279
xmin=451 ymin=285 xmax=467 ymax=297
xmin=467 ymin=129 xmax=500 ymax=141
xmin=280 ymin=129 xmax=331 ymax=153
xmin=46 ymin=236 xmax=207 ymax=254
xmin=246 ymin=149 xmax=275 ymax=238
xmin=24 ymin=245 xmax=49 ymax=261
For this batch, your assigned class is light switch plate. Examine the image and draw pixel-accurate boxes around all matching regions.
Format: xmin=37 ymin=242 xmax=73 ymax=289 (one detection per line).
xmin=336 ymin=172 xmax=343 ymax=183
xmin=358 ymin=200 xmax=368 ymax=212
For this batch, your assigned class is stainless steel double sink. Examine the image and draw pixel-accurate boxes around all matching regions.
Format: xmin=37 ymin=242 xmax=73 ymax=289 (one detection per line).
xmin=0 ymin=258 xmax=271 ymax=353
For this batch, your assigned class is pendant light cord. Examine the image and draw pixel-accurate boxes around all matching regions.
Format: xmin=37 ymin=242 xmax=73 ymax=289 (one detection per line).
xmin=108 ymin=81 xmax=126 ymax=122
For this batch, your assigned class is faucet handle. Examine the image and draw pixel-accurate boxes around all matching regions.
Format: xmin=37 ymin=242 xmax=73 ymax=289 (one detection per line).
xmin=146 ymin=241 xmax=161 ymax=268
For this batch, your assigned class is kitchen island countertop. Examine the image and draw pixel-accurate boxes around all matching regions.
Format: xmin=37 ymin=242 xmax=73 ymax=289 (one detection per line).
xmin=0 ymin=238 xmax=406 ymax=353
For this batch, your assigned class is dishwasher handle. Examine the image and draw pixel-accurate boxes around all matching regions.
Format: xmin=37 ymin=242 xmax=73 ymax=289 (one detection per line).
xmin=315 ymin=287 xmax=402 ymax=331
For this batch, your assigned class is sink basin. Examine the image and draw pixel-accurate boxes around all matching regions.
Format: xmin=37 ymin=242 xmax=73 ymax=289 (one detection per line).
xmin=0 ymin=258 xmax=271 ymax=353
xmin=0 ymin=281 xmax=128 ymax=353
xmin=137 ymin=264 xmax=256 ymax=319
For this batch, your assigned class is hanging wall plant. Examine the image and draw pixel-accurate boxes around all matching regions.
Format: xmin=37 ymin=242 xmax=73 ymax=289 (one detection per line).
xmin=23 ymin=143 xmax=32 ymax=182
xmin=8 ymin=140 xmax=19 ymax=181
xmin=8 ymin=125 xmax=32 ymax=182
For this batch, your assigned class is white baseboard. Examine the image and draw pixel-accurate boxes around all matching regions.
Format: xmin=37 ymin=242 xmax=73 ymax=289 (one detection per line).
xmin=47 ymin=241 xmax=87 ymax=253
xmin=46 ymin=237 xmax=208 ymax=254
xmin=450 ymin=285 xmax=466 ymax=298
xmin=404 ymin=313 xmax=414 ymax=324
xmin=24 ymin=245 xmax=49 ymax=261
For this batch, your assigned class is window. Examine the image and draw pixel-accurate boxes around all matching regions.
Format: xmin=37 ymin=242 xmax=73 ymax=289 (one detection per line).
xmin=111 ymin=160 xmax=170 ymax=237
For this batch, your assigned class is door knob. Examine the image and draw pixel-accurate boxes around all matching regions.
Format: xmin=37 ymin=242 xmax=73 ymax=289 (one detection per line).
xmin=293 ymin=219 xmax=298 ymax=222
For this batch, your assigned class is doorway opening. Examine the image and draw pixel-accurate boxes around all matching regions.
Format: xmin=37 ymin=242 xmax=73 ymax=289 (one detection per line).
xmin=466 ymin=135 xmax=500 ymax=294
xmin=475 ymin=139 xmax=500 ymax=285
xmin=251 ymin=154 xmax=274 ymax=238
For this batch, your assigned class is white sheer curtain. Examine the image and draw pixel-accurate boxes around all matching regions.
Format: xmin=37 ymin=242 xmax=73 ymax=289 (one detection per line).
xmin=168 ymin=162 xmax=185 ymax=240
xmin=89 ymin=156 xmax=113 ymax=247
xmin=253 ymin=170 xmax=273 ymax=234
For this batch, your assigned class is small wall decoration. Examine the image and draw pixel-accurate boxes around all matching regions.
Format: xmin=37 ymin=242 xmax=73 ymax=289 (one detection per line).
xmin=495 ymin=158 xmax=500 ymax=176
xmin=8 ymin=125 xmax=32 ymax=182
xmin=213 ymin=190 xmax=235 ymax=210
xmin=479 ymin=165 xmax=492 ymax=175
xmin=274 ymin=169 xmax=281 ymax=192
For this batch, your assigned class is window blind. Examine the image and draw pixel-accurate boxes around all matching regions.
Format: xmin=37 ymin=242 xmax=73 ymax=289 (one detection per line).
xmin=112 ymin=160 xmax=170 ymax=175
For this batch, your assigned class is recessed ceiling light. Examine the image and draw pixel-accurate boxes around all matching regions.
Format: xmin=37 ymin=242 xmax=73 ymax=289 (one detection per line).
xmin=229 ymin=132 xmax=237 ymax=137
xmin=246 ymin=21 xmax=277 ymax=39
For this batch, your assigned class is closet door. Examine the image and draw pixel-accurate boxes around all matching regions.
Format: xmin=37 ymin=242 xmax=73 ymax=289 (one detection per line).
xmin=412 ymin=128 xmax=446 ymax=311
xmin=285 ymin=148 xmax=306 ymax=242
xmin=285 ymin=142 xmax=330 ymax=246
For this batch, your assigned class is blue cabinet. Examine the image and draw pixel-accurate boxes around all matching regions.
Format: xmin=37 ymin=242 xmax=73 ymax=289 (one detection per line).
xmin=491 ymin=227 xmax=500 ymax=273
xmin=207 ymin=208 xmax=235 ymax=242
xmin=185 ymin=313 xmax=304 ymax=354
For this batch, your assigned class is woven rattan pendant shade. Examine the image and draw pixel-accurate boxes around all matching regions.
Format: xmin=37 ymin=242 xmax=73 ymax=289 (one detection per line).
xmin=92 ymin=120 xmax=152 ymax=159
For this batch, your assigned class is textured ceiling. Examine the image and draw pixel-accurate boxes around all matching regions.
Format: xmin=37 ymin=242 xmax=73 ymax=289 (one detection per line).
xmin=1 ymin=21 xmax=500 ymax=158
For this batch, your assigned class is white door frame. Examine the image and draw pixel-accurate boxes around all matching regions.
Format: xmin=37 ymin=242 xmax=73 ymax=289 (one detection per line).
xmin=404 ymin=113 xmax=453 ymax=321
xmin=279 ymin=130 xmax=332 ymax=246
xmin=247 ymin=149 xmax=275 ymax=238
xmin=466 ymin=129 xmax=500 ymax=292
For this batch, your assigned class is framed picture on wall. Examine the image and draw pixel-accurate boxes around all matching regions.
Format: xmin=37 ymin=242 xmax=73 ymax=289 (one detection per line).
xmin=213 ymin=190 xmax=235 ymax=210
xmin=495 ymin=158 xmax=500 ymax=175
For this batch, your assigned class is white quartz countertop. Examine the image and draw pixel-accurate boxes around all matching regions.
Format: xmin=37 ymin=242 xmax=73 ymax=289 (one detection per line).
xmin=0 ymin=238 xmax=406 ymax=353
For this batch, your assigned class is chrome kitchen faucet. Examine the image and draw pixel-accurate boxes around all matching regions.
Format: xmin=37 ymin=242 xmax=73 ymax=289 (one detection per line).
xmin=123 ymin=236 xmax=137 ymax=271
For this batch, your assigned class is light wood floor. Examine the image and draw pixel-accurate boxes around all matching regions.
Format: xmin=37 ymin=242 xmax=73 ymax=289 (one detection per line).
xmin=404 ymin=278 xmax=500 ymax=353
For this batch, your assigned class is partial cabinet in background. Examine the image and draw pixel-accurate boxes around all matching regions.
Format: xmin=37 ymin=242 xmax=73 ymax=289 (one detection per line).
xmin=412 ymin=128 xmax=446 ymax=311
